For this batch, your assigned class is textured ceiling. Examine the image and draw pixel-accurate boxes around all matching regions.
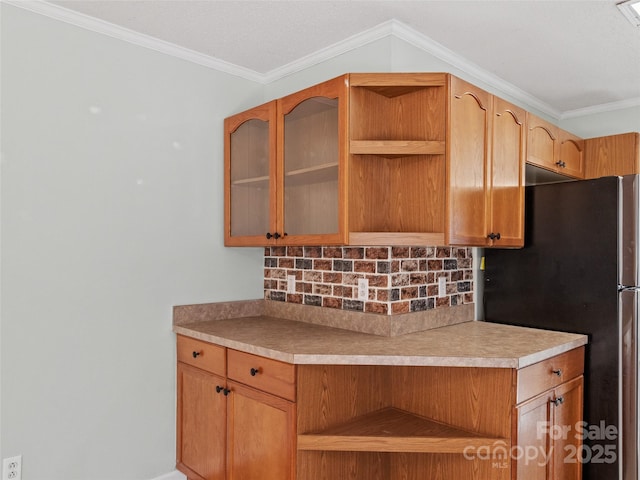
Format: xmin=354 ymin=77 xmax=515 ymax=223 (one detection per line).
xmin=41 ymin=0 xmax=640 ymax=114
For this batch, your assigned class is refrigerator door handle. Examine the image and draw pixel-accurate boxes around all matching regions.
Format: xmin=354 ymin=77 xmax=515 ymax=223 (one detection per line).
xmin=620 ymin=288 xmax=639 ymax=480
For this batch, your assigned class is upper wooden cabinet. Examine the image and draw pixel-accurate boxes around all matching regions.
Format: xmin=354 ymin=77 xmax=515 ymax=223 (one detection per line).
xmin=225 ymin=76 xmax=348 ymax=247
xmin=585 ymin=132 xmax=640 ymax=178
xmin=448 ymin=78 xmax=525 ymax=247
xmin=527 ymin=113 xmax=585 ymax=179
xmin=225 ymin=73 xmax=526 ymax=247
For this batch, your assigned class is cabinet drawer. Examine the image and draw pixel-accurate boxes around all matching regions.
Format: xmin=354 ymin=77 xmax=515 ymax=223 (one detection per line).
xmin=516 ymin=346 xmax=584 ymax=403
xmin=227 ymin=349 xmax=295 ymax=401
xmin=177 ymin=335 xmax=226 ymax=376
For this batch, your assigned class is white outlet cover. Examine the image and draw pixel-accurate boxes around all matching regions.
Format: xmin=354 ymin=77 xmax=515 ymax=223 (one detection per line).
xmin=2 ymin=455 xmax=22 ymax=480
xmin=438 ymin=276 xmax=447 ymax=297
xmin=357 ymin=278 xmax=369 ymax=300
xmin=287 ymin=275 xmax=296 ymax=294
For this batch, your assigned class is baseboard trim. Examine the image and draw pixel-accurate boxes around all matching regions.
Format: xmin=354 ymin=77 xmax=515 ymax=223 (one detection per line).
xmin=150 ymin=470 xmax=186 ymax=480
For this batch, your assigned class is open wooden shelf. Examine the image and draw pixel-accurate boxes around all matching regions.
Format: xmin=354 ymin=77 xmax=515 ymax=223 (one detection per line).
xmin=350 ymin=140 xmax=445 ymax=156
xmin=348 ymin=232 xmax=445 ymax=246
xmin=297 ymin=407 xmax=507 ymax=453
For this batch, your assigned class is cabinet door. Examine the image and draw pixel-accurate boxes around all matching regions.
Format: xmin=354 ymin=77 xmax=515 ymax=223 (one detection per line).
xmin=558 ymin=131 xmax=584 ymax=179
xmin=527 ymin=113 xmax=559 ymax=172
xmin=550 ymin=376 xmax=583 ymax=480
xmin=448 ymin=77 xmax=492 ymax=246
xmin=277 ymin=75 xmax=348 ymax=245
xmin=224 ymin=102 xmax=277 ymax=246
xmin=489 ymin=98 xmax=525 ymax=247
xmin=514 ymin=376 xmax=584 ymax=480
xmin=514 ymin=390 xmax=554 ymax=480
xmin=226 ymin=381 xmax=296 ymax=480
xmin=177 ymin=363 xmax=227 ymax=480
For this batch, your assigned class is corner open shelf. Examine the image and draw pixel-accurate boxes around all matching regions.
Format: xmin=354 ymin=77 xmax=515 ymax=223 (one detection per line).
xmin=297 ymin=407 xmax=507 ymax=453
xmin=349 ymin=140 xmax=445 ymax=157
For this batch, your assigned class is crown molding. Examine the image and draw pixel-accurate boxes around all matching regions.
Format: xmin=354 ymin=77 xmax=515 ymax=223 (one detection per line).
xmin=262 ymin=20 xmax=396 ymax=84
xmin=560 ymin=96 xmax=640 ymax=119
xmin=387 ymin=20 xmax=563 ymax=119
xmin=3 ymin=0 xmax=264 ymax=82
xmin=258 ymin=19 xmax=564 ymax=119
xmin=6 ymin=1 xmax=637 ymax=120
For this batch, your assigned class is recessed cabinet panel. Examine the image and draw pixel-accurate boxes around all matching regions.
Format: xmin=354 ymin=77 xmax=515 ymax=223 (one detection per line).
xmin=283 ymin=97 xmax=339 ymax=236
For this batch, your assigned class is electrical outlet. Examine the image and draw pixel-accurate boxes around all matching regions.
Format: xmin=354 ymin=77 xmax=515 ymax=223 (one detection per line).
xmin=287 ymin=275 xmax=296 ymax=294
xmin=438 ymin=276 xmax=447 ymax=297
xmin=357 ymin=278 xmax=369 ymax=301
xmin=2 ymin=455 xmax=22 ymax=480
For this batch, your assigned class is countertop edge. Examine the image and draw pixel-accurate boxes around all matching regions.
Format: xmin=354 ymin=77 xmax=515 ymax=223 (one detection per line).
xmin=173 ymin=322 xmax=588 ymax=369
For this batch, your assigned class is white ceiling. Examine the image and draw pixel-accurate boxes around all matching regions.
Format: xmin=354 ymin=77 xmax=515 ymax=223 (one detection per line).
xmin=15 ymin=0 xmax=640 ymax=118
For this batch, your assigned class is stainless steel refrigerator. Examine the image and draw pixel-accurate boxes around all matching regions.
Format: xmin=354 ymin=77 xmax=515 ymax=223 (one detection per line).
xmin=483 ymin=174 xmax=639 ymax=480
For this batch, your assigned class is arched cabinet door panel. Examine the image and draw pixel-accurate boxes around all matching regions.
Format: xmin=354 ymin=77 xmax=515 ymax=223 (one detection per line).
xmin=448 ymin=76 xmax=491 ymax=246
xmin=448 ymin=77 xmax=524 ymax=248
xmin=490 ymin=98 xmax=526 ymax=248
xmin=526 ymin=112 xmax=584 ymax=180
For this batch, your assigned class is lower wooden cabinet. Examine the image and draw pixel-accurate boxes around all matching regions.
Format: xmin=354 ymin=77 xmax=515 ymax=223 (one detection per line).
xmin=176 ymin=336 xmax=295 ymax=480
xmin=176 ymin=335 xmax=584 ymax=480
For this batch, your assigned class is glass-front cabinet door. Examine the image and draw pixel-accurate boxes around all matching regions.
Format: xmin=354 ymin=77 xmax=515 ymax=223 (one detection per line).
xmin=224 ymin=102 xmax=277 ymax=246
xmin=277 ymin=75 xmax=348 ymax=245
xmin=224 ymin=75 xmax=347 ymax=246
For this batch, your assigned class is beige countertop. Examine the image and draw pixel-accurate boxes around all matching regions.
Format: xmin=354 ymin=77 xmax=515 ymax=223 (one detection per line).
xmin=173 ymin=313 xmax=587 ymax=369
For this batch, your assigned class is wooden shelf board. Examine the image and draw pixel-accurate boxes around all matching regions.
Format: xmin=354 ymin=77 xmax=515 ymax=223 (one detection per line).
xmin=349 ymin=73 xmax=447 ymax=97
xmin=232 ymin=175 xmax=269 ymax=186
xmin=285 ymin=162 xmax=338 ymax=177
xmin=298 ymin=408 xmax=506 ymax=453
xmin=348 ymin=232 xmax=445 ymax=246
xmin=284 ymin=162 xmax=338 ymax=187
xmin=350 ymin=140 xmax=445 ymax=156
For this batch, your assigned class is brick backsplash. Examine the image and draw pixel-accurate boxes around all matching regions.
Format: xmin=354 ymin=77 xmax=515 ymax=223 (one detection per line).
xmin=264 ymin=246 xmax=474 ymax=315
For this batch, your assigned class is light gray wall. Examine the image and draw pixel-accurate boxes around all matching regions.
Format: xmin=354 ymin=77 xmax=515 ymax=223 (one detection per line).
xmin=3 ymin=5 xmax=638 ymax=480
xmin=1 ymin=5 xmax=263 ymax=479
xmin=559 ymin=105 xmax=640 ymax=138
xmin=263 ymin=37 xmax=393 ymax=100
